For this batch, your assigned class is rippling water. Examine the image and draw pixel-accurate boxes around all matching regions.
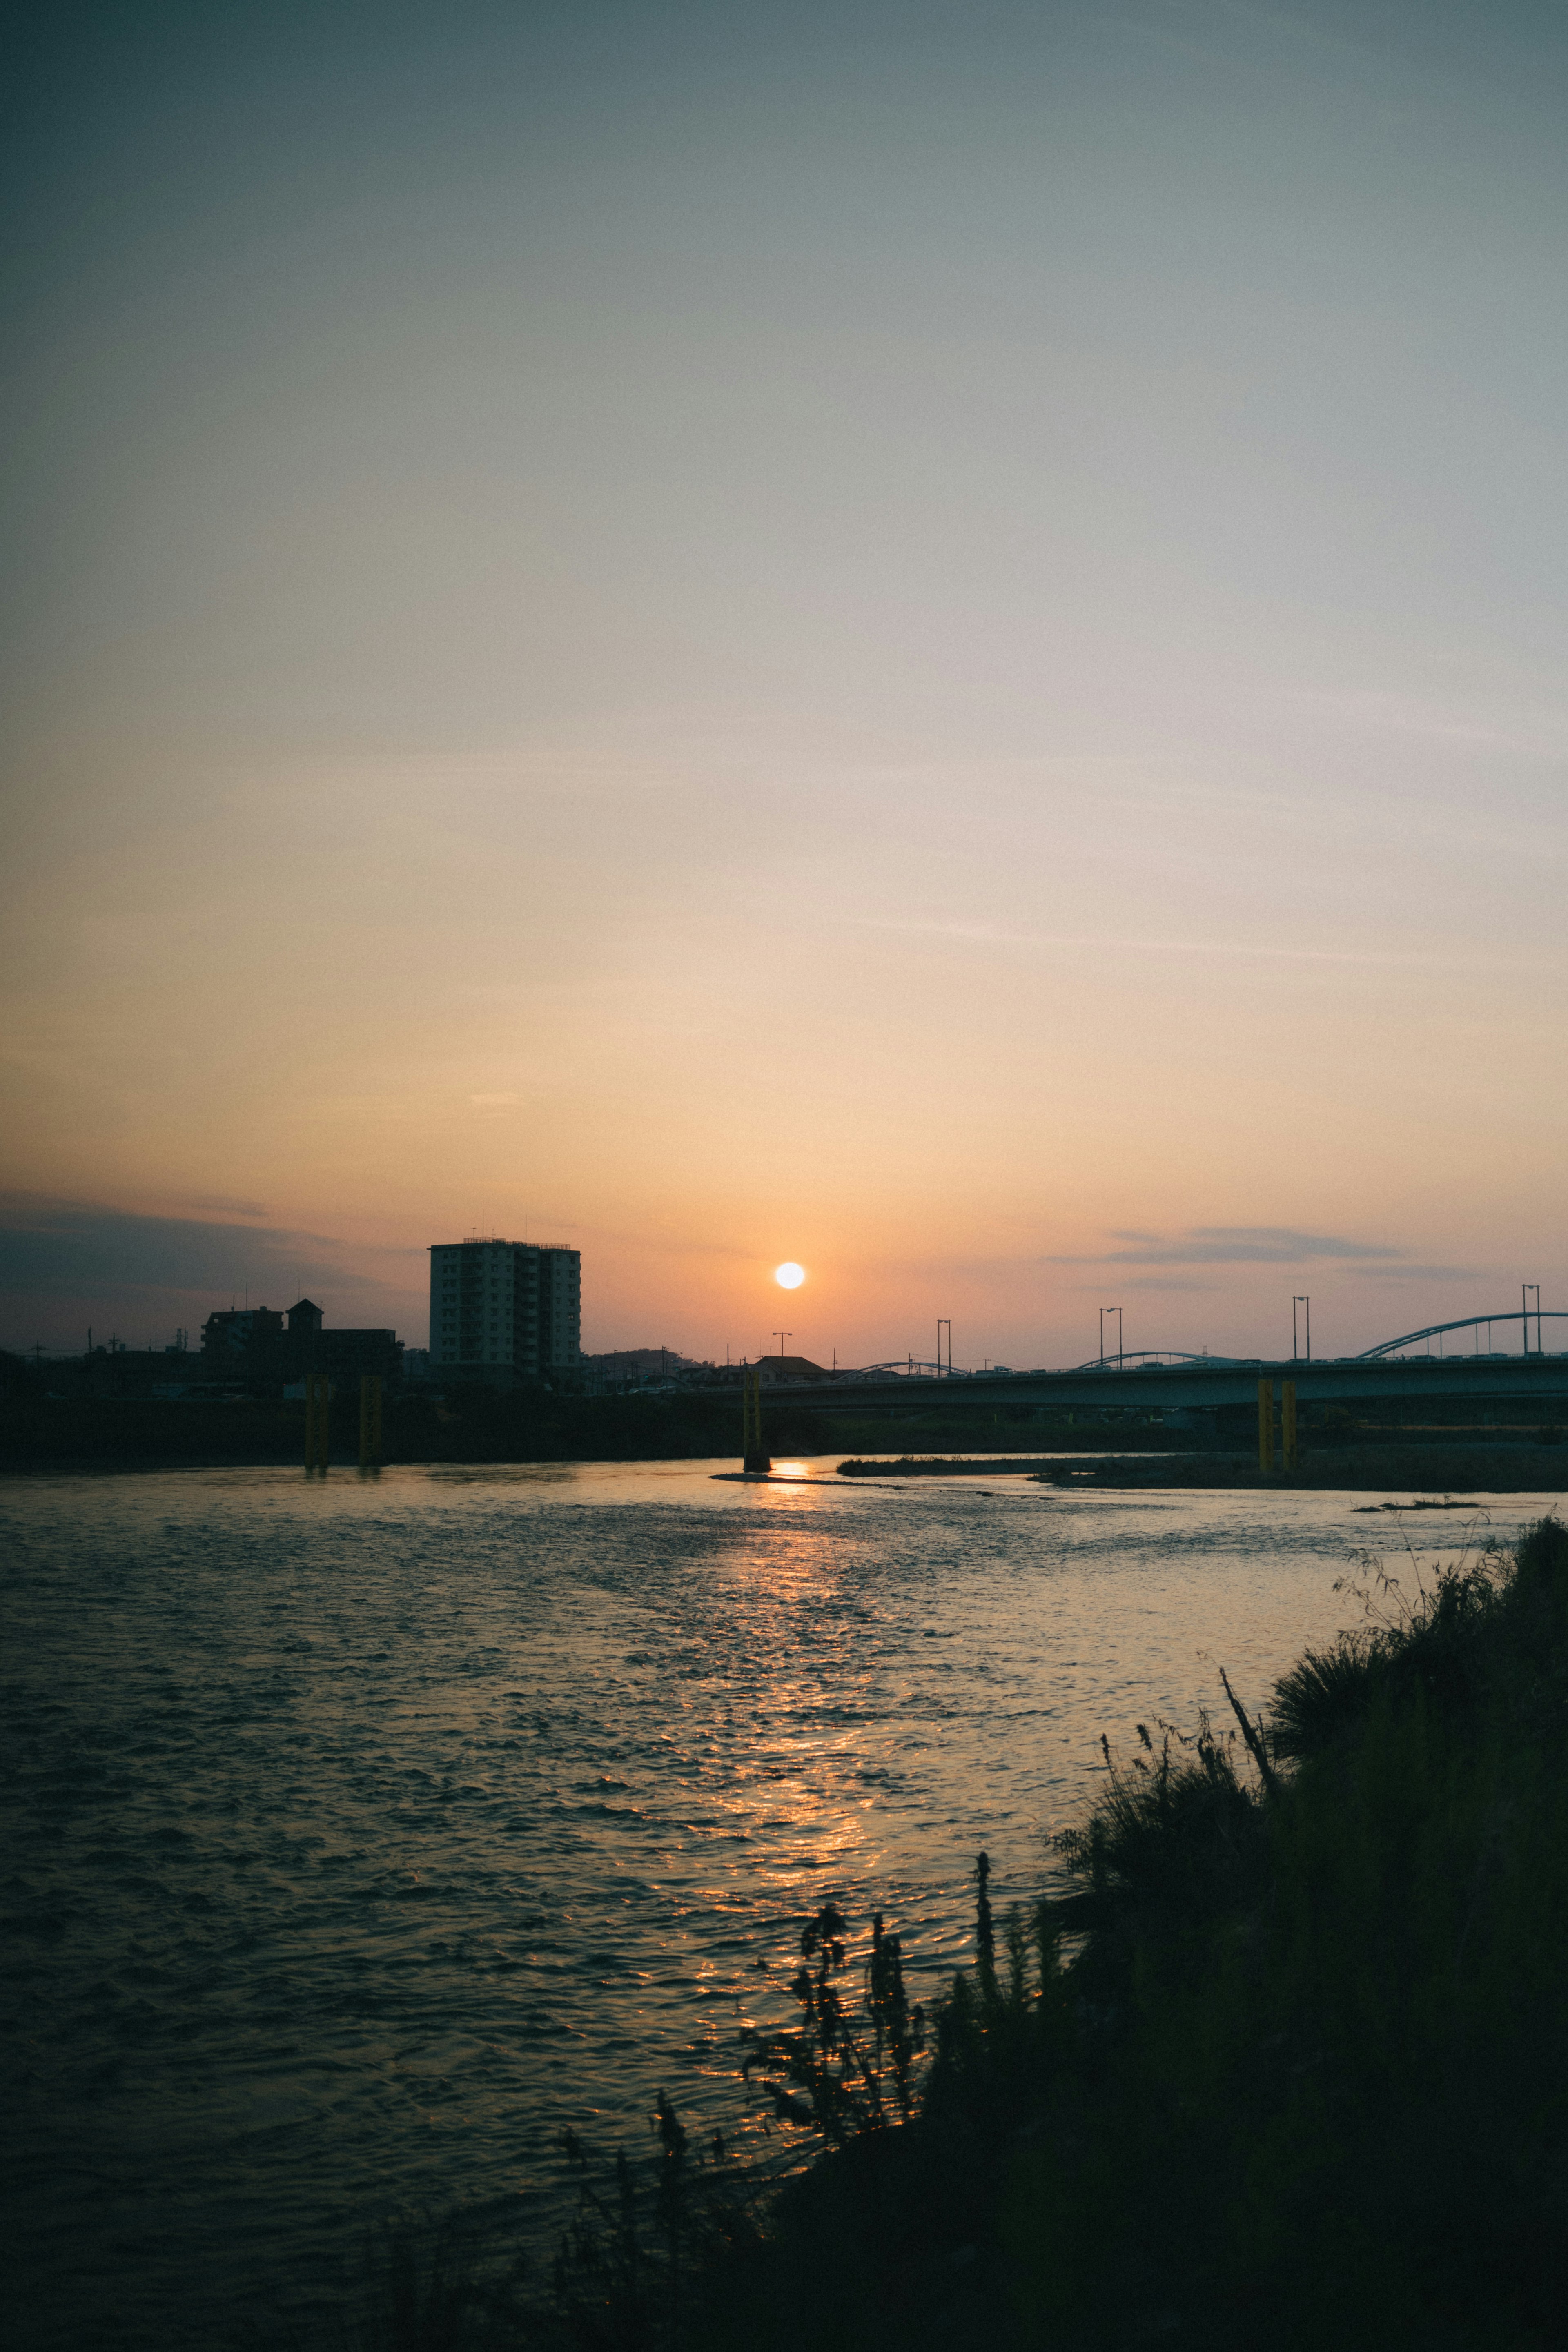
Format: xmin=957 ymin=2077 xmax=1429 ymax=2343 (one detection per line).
xmin=3 ymin=1460 xmax=1550 ymax=2349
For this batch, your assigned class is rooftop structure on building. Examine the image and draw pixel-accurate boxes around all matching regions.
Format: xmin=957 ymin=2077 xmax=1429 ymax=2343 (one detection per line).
xmin=428 ymin=1238 xmax=581 ymax=1385
xmin=582 ymin=1347 xmax=704 ymax=1380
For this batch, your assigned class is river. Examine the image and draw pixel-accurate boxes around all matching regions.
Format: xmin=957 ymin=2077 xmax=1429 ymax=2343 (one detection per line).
xmin=2 ymin=1459 xmax=1548 ymax=2348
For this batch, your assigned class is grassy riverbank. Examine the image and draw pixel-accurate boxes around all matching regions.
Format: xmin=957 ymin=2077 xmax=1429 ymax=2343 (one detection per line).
xmin=840 ymin=1445 xmax=1568 ymax=1490
xmin=693 ymin=1514 xmax=1568 ymax=2350
xmin=281 ymin=1515 xmax=1568 ymax=2352
xmin=1030 ymin=1442 xmax=1568 ymax=1492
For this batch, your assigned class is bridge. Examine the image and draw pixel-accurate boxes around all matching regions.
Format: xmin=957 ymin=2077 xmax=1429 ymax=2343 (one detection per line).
xmin=709 ymin=1310 xmax=1568 ymax=1417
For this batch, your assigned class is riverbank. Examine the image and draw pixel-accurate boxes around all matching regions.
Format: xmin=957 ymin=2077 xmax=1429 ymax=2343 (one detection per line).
xmin=836 ymin=1445 xmax=1568 ymax=1491
xmin=1031 ymin=1442 xmax=1568 ymax=1492
xmin=573 ymin=1514 xmax=1568 ymax=2350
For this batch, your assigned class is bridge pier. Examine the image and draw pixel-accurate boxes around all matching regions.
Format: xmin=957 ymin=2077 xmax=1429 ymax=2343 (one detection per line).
xmin=1258 ymin=1377 xmax=1299 ymax=1473
xmin=741 ymin=1365 xmax=770 ymax=1474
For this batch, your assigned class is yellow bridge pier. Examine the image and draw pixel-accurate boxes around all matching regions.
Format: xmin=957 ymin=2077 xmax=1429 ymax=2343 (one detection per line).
xmin=1257 ymin=1376 xmax=1299 ymax=1475
xmin=741 ymin=1365 xmax=771 ymax=1475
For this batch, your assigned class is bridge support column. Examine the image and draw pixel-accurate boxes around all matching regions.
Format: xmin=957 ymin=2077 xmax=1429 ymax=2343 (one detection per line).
xmin=1282 ymin=1379 xmax=1298 ymax=1472
xmin=1258 ymin=1377 xmax=1274 ymax=1474
xmin=741 ymin=1366 xmax=770 ymax=1474
xmin=305 ymin=1372 xmax=330 ymax=1470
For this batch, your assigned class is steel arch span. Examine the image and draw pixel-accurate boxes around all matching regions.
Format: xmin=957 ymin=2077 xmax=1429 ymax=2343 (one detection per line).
xmin=1061 ymin=1349 xmax=1249 ymax=1372
xmin=1355 ymin=1308 xmax=1566 ymax=1361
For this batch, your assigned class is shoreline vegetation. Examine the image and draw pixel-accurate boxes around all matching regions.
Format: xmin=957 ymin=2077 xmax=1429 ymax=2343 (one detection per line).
xmin=264 ymin=1516 xmax=1568 ymax=2352
xmin=841 ymin=1448 xmax=1568 ymax=1492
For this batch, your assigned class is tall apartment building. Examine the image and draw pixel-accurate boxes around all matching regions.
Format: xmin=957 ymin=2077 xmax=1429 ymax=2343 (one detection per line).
xmin=428 ymin=1239 xmax=581 ymax=1383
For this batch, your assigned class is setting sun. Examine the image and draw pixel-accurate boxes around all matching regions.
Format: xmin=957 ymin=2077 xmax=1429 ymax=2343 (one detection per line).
xmin=774 ymin=1262 xmax=805 ymax=1289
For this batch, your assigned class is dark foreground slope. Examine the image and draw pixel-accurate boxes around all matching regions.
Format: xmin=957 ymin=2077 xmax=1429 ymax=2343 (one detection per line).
xmin=291 ymin=1519 xmax=1568 ymax=2352
xmin=682 ymin=1517 xmax=1568 ymax=2352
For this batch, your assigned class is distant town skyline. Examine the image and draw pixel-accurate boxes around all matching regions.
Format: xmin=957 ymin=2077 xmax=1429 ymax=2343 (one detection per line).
xmin=4 ymin=2 xmax=1566 ymax=1366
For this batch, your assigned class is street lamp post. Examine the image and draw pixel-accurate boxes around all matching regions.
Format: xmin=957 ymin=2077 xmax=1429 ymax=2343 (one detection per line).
xmin=1293 ymin=1296 xmax=1311 ymax=1362
xmin=936 ymin=1319 xmax=951 ymax=1377
xmin=773 ymin=1331 xmax=792 ymax=1362
xmin=1523 ymin=1285 xmax=1541 ymax=1358
xmin=1100 ymin=1306 xmax=1123 ymax=1369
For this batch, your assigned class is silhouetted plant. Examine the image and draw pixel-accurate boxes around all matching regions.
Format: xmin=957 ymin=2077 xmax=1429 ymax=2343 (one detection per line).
xmin=740 ymin=1900 xmax=927 ymax=2146
xmin=971 ymin=1852 xmax=997 ymax=2003
xmin=1271 ymin=1534 xmax=1509 ymax=1761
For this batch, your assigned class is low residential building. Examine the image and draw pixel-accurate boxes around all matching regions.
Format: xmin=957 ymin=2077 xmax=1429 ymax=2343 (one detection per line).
xmin=200 ymin=1298 xmax=402 ymax=1389
xmin=200 ymin=1305 xmax=288 ymax=1376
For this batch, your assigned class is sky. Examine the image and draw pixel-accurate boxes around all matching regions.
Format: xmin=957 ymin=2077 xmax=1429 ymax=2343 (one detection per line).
xmin=2 ymin=0 xmax=1566 ymax=1369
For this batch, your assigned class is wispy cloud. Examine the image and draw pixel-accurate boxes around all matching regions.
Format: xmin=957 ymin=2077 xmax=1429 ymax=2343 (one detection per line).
xmin=1307 ymin=688 xmax=1568 ymax=762
xmin=168 ymin=1192 xmax=270 ymax=1220
xmin=1359 ymin=1263 xmax=1483 ymax=1283
xmin=1054 ymin=1226 xmax=1405 ymax=1267
xmin=862 ymin=922 xmax=1537 ymax=972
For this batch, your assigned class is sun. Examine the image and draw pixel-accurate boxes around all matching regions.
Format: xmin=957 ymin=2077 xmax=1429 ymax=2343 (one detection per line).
xmin=774 ymin=1261 xmax=805 ymax=1290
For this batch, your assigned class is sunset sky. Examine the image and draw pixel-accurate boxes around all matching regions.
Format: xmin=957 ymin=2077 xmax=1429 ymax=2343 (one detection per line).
xmin=3 ymin=0 xmax=1565 ymax=1368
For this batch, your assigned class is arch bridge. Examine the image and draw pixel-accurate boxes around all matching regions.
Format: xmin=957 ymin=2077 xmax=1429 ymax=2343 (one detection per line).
xmin=703 ymin=1308 xmax=1568 ymax=1415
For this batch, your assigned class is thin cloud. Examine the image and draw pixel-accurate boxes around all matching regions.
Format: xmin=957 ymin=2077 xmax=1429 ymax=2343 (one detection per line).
xmin=1361 ymin=1263 xmax=1483 ymax=1282
xmin=1054 ymin=1226 xmax=1405 ymax=1267
xmin=169 ymin=1192 xmax=270 ymax=1220
xmin=1062 ymin=1275 xmax=1220 ymax=1294
xmin=862 ymin=922 xmax=1536 ymax=973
